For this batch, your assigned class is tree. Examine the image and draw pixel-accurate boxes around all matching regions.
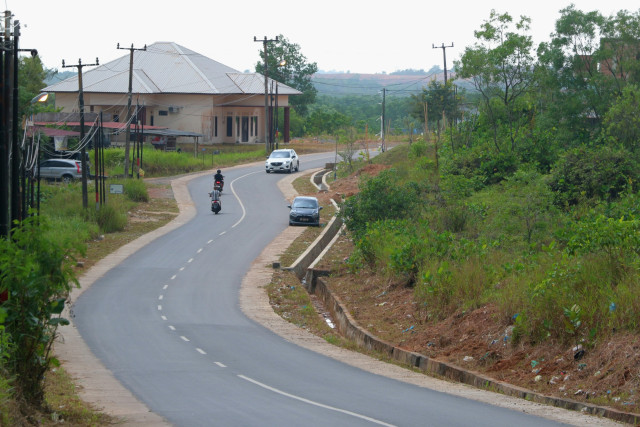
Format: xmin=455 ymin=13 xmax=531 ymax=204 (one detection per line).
xmin=18 ymin=55 xmax=55 ymax=121
xmin=536 ymin=6 xmax=640 ymax=145
xmin=410 ymin=80 xmax=460 ymax=133
xmin=456 ymin=10 xmax=536 ymax=152
xmin=603 ymin=84 xmax=640 ymax=151
xmin=255 ymin=34 xmax=318 ymax=116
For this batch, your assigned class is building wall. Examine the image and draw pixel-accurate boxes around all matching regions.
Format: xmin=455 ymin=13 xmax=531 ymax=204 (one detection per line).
xmin=53 ymin=92 xmax=289 ymax=144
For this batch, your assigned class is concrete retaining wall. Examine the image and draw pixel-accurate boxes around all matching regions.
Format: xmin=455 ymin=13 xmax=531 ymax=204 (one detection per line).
xmin=309 ymin=273 xmax=639 ymax=425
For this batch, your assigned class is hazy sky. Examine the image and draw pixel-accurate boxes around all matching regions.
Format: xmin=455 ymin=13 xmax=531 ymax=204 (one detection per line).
xmin=11 ymin=0 xmax=640 ymax=75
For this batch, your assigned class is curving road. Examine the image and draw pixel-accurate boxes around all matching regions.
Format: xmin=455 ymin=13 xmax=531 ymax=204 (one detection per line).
xmin=72 ymin=152 xmax=598 ymax=426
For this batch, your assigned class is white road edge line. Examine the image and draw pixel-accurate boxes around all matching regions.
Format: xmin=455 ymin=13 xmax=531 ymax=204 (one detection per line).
xmin=230 ymin=171 xmax=260 ymax=229
xmin=237 ymin=375 xmax=396 ymax=427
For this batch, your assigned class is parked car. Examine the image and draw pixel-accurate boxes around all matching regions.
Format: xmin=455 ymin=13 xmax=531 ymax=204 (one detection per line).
xmin=288 ymin=196 xmax=322 ymax=226
xmin=266 ymin=148 xmax=299 ymax=173
xmin=39 ymin=158 xmax=88 ymax=183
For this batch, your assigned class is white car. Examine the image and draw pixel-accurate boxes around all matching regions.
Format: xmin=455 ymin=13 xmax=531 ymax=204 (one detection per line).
xmin=265 ymin=149 xmax=299 ymax=174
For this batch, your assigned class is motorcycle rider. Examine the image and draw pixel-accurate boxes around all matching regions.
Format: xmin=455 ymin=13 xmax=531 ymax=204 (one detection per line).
xmin=214 ymin=169 xmax=224 ymax=191
xmin=210 ymin=187 xmax=221 ymax=211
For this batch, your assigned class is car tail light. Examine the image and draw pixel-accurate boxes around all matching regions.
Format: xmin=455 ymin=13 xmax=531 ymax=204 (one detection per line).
xmin=75 ymin=161 xmax=81 ymax=173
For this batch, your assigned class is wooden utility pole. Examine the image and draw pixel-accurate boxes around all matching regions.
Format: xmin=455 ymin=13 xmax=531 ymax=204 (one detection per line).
xmin=117 ymin=43 xmax=146 ymax=178
xmin=254 ymin=36 xmax=278 ymax=153
xmin=62 ymin=57 xmax=99 ymax=209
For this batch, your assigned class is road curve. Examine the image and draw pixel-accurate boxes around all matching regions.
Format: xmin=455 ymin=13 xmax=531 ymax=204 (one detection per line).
xmin=57 ymin=153 xmax=619 ymax=426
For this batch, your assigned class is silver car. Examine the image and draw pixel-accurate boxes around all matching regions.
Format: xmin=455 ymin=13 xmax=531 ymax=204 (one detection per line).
xmin=265 ymin=149 xmax=299 ymax=173
xmin=39 ymin=159 xmax=87 ymax=183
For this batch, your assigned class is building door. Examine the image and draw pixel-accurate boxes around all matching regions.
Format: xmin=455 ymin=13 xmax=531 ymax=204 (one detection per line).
xmin=241 ymin=117 xmax=249 ymax=142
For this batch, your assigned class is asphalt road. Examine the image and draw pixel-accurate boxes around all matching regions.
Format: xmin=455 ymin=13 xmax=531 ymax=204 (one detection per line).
xmin=73 ymin=152 xmax=575 ymax=426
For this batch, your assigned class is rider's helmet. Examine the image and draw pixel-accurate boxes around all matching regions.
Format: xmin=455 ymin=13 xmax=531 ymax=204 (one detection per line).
xmin=217 ymin=169 xmax=221 ymax=174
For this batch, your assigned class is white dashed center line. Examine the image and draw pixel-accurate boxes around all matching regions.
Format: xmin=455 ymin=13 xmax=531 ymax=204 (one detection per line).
xmin=180 ymin=336 xmax=190 ymax=342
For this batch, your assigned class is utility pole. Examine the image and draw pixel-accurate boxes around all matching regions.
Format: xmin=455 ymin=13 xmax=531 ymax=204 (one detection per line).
xmin=117 ymin=43 xmax=146 ymax=178
xmin=62 ymin=57 xmax=99 ymax=209
xmin=433 ymin=42 xmax=454 ymax=137
xmin=381 ymin=88 xmax=386 ymax=152
xmin=432 ymin=42 xmax=454 ymax=84
xmin=254 ymin=36 xmax=278 ymax=153
xmin=0 ymin=11 xmax=11 ymax=237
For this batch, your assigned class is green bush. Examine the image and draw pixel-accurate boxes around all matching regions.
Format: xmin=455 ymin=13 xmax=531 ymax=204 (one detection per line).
xmin=549 ymin=145 xmax=640 ymax=207
xmin=339 ymin=169 xmax=420 ymax=241
xmin=0 ymin=216 xmax=79 ymax=404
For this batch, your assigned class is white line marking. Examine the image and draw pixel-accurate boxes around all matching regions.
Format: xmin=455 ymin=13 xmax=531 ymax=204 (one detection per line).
xmin=196 ymin=348 xmax=206 ymax=355
xmin=158 ymin=295 xmax=163 ymax=300
xmin=157 ymin=305 xmax=162 ymax=311
xmin=197 ymin=248 xmax=203 ymax=253
xmin=171 ymin=275 xmax=176 ymax=280
xmin=214 ymin=362 xmax=226 ymax=368
xmin=207 ymin=239 xmax=213 ymax=244
xmin=180 ymin=336 xmax=190 ymax=342
xmin=230 ymin=171 xmax=260 ymax=228
xmin=168 ymin=325 xmax=175 ymax=331
xmin=179 ymin=267 xmax=185 ymax=271
xmin=188 ymin=258 xmax=193 ymax=263
xmin=161 ymin=315 xmax=167 ymax=321
xmin=163 ymin=284 xmax=168 ymax=290
xmin=238 ymin=375 xmax=396 ymax=427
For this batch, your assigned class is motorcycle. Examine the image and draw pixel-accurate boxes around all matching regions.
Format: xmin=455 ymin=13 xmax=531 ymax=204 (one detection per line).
xmin=214 ymin=179 xmax=223 ymax=193
xmin=209 ymin=192 xmax=221 ymax=214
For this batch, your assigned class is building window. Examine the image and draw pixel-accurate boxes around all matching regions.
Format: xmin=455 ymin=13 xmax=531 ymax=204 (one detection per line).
xmin=113 ymin=114 xmax=119 ymax=122
xmin=159 ymin=110 xmax=168 ymax=116
xmin=226 ymin=115 xmax=233 ymax=137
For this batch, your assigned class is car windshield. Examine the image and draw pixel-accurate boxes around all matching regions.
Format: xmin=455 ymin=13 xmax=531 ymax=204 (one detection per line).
xmin=270 ymin=151 xmax=290 ymax=159
xmin=293 ymin=199 xmax=317 ymax=209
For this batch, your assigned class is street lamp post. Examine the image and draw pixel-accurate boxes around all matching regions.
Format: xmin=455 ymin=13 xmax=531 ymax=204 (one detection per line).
xmin=254 ymin=36 xmax=278 ymax=154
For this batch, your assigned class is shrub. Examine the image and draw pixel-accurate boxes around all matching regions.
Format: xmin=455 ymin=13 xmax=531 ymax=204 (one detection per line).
xmin=0 ymin=216 xmax=79 ymax=404
xmin=339 ymin=169 xmax=420 ymax=241
xmin=549 ymin=145 xmax=640 ymax=207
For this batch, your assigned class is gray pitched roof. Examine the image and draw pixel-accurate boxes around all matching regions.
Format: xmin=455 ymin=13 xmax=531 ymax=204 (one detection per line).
xmin=44 ymin=41 xmax=301 ymax=96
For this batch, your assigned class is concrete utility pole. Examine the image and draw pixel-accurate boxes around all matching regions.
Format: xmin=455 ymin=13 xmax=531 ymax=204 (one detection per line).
xmin=381 ymin=88 xmax=386 ymax=152
xmin=254 ymin=36 xmax=278 ymax=153
xmin=433 ymin=42 xmax=454 ymax=84
xmin=117 ymin=43 xmax=146 ymax=178
xmin=62 ymin=57 xmax=99 ymax=209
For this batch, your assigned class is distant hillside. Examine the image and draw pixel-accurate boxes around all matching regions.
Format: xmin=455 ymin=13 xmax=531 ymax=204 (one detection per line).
xmin=44 ymin=70 xmax=76 ymax=85
xmin=311 ymin=71 xmax=473 ymax=96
